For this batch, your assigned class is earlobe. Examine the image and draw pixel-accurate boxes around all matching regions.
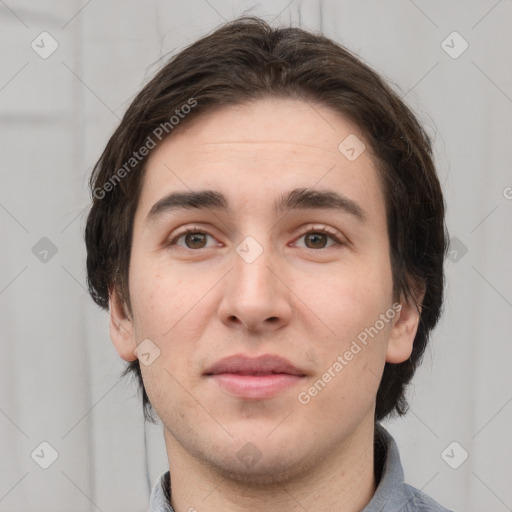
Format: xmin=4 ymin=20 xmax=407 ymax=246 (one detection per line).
xmin=109 ymin=289 xmax=138 ymax=362
xmin=386 ymin=297 xmax=423 ymax=364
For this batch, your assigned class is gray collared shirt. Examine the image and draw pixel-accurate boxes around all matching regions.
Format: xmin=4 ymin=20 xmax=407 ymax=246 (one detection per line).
xmin=149 ymin=424 xmax=452 ymax=511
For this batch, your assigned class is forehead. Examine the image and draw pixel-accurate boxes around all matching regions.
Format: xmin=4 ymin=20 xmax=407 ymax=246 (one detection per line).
xmin=136 ymin=97 xmax=385 ymax=225
xmin=159 ymin=97 xmax=363 ymax=159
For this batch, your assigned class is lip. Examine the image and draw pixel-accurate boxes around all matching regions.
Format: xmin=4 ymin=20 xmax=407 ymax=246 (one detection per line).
xmin=204 ymin=354 xmax=306 ymax=399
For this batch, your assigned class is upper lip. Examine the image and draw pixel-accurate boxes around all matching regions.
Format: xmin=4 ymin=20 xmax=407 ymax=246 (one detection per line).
xmin=204 ymin=354 xmax=305 ymax=376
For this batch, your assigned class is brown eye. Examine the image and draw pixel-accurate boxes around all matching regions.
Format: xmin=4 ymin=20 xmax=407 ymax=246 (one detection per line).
xmin=169 ymin=229 xmax=219 ymax=249
xmin=294 ymin=228 xmax=342 ymax=250
xmin=184 ymin=232 xmax=208 ymax=249
xmin=169 ymin=229 xmax=220 ymax=250
xmin=304 ymin=232 xmax=328 ymax=248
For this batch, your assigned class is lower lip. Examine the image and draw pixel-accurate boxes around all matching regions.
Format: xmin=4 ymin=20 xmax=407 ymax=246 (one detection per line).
xmin=209 ymin=373 xmax=304 ymax=399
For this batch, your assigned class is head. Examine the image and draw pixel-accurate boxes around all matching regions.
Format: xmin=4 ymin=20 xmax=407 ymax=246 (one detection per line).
xmin=85 ymin=16 xmax=446 ymax=481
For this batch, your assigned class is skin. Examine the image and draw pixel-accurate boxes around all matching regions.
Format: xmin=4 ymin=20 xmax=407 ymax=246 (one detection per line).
xmin=109 ymin=97 xmax=422 ymax=512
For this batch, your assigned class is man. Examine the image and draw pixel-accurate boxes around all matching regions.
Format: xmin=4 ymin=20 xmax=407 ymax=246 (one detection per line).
xmin=85 ymin=16 xmax=450 ymax=512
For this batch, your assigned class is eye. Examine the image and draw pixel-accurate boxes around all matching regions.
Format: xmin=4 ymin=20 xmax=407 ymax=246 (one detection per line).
xmin=169 ymin=230 xmax=219 ymax=249
xmin=294 ymin=227 xmax=343 ymax=249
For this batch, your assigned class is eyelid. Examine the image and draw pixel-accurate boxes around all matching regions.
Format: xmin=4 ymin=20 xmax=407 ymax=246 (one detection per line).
xmin=166 ymin=223 xmax=346 ymax=249
xmin=167 ymin=225 xmax=222 ymax=248
xmin=291 ymin=224 xmax=346 ymax=247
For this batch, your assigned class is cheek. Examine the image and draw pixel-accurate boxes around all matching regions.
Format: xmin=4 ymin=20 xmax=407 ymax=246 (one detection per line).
xmin=298 ymin=298 xmax=393 ymax=428
xmin=128 ymin=255 xmax=221 ymax=370
xmin=303 ymin=262 xmax=393 ymax=336
xmin=128 ymin=263 xmax=211 ymax=406
xmin=300 ymin=261 xmax=394 ymax=405
xmin=129 ymin=251 xmax=190 ymax=324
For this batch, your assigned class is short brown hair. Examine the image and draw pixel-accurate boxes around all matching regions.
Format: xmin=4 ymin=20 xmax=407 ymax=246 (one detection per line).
xmin=85 ymin=16 xmax=447 ymax=422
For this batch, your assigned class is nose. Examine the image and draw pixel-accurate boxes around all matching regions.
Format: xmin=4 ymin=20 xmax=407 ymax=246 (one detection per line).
xmin=218 ymin=241 xmax=293 ymax=334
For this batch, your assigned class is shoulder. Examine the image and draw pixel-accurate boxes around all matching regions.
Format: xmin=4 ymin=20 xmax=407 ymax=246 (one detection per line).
xmin=149 ymin=471 xmax=174 ymax=512
xmin=401 ymin=483 xmax=454 ymax=512
xmin=368 ymin=424 xmax=454 ymax=512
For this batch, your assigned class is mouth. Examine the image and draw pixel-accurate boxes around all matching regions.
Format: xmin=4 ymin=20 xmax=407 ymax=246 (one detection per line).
xmin=204 ymin=354 xmax=306 ymax=399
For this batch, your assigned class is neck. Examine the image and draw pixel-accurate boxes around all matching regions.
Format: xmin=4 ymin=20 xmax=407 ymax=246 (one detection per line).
xmin=163 ymin=418 xmax=377 ymax=512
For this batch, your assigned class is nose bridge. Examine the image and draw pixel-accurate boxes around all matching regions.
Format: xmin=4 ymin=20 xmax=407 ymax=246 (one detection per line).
xmin=232 ymin=234 xmax=276 ymax=297
xmin=219 ymin=233 xmax=292 ymax=331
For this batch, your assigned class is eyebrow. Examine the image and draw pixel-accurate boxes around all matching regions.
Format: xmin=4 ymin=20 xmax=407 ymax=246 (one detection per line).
xmin=145 ymin=190 xmax=228 ymax=224
xmin=276 ymin=188 xmax=366 ymax=222
xmin=144 ymin=188 xmax=366 ymax=224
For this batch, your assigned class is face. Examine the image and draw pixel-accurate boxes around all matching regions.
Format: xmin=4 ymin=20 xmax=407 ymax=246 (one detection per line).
xmin=110 ymin=97 xmax=420 ymax=484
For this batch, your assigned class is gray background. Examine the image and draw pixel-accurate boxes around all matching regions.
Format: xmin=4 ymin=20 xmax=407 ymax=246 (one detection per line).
xmin=1 ymin=0 xmax=511 ymax=510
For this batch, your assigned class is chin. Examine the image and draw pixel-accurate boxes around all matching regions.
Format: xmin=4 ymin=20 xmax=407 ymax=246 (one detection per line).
xmin=205 ymin=451 xmax=314 ymax=488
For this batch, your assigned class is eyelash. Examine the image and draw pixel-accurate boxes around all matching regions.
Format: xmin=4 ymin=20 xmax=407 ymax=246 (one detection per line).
xmin=167 ymin=225 xmax=345 ymax=249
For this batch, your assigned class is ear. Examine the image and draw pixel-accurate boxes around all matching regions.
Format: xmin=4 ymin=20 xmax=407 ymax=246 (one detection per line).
xmin=109 ymin=288 xmax=137 ymax=362
xmin=386 ymin=289 xmax=425 ymax=364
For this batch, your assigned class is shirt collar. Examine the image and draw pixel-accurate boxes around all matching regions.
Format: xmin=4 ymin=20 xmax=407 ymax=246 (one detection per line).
xmin=149 ymin=469 xmax=172 ymax=512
